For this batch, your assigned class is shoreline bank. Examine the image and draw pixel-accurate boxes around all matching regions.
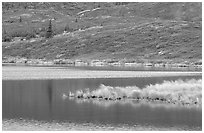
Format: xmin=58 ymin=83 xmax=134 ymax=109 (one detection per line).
xmin=2 ymin=66 xmax=202 ymax=80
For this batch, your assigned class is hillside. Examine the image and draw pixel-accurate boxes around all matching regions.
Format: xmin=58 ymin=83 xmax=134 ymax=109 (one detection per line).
xmin=2 ymin=2 xmax=202 ymax=63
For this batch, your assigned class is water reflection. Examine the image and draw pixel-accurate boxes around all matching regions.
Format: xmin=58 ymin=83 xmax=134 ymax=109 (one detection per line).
xmin=72 ymin=98 xmax=201 ymax=110
xmin=47 ymin=80 xmax=53 ymax=111
xmin=2 ymin=76 xmax=202 ymax=129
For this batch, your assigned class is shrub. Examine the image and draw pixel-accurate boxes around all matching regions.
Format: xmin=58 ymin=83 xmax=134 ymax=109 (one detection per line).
xmin=25 ymin=33 xmax=36 ymax=40
xmin=71 ymin=79 xmax=202 ymax=105
xmin=2 ymin=34 xmax=12 ymax=42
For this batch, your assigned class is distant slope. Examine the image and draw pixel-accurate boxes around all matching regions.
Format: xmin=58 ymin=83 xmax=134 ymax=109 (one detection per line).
xmin=2 ymin=2 xmax=202 ymax=61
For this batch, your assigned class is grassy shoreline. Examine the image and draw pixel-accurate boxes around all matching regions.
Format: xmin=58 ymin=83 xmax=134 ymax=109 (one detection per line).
xmin=2 ymin=66 xmax=202 ymax=80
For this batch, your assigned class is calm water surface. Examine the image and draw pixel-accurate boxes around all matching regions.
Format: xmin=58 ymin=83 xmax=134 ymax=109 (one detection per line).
xmin=2 ymin=73 xmax=202 ymax=130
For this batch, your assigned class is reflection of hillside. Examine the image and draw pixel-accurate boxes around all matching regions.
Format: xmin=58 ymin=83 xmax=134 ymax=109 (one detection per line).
xmin=46 ymin=80 xmax=53 ymax=112
xmin=2 ymin=80 xmax=55 ymax=119
xmin=73 ymin=98 xmax=201 ymax=110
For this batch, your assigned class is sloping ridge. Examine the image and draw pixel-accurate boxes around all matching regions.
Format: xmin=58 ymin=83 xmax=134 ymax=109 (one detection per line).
xmin=2 ymin=2 xmax=202 ymax=61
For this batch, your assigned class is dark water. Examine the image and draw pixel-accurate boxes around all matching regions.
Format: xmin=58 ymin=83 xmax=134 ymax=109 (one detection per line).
xmin=2 ymin=76 xmax=202 ymax=130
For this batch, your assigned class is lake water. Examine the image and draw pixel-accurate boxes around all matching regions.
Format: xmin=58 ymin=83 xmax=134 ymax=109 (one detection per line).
xmin=2 ymin=73 xmax=202 ymax=130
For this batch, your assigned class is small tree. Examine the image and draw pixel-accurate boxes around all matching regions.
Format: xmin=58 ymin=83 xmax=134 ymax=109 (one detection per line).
xmin=46 ymin=19 xmax=53 ymax=38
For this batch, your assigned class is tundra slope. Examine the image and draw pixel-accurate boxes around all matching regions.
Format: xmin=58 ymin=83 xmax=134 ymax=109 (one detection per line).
xmin=2 ymin=2 xmax=202 ymax=62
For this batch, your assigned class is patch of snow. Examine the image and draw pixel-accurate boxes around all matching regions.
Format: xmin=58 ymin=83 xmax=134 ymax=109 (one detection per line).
xmin=10 ymin=16 xmax=19 ymax=19
xmin=92 ymin=8 xmax=100 ymax=11
xmin=101 ymin=16 xmax=111 ymax=19
xmin=158 ymin=51 xmax=164 ymax=55
xmin=21 ymin=14 xmax=32 ymax=17
xmin=41 ymin=19 xmax=46 ymax=22
xmin=86 ymin=26 xmax=103 ymax=30
xmin=56 ymin=54 xmax=64 ymax=58
xmin=80 ymin=14 xmax=84 ymax=17
xmin=30 ymin=39 xmax=36 ymax=43
xmin=77 ymin=10 xmax=90 ymax=15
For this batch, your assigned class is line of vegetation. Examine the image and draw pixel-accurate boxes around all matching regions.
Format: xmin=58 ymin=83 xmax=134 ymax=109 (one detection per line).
xmin=70 ymin=79 xmax=202 ymax=107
